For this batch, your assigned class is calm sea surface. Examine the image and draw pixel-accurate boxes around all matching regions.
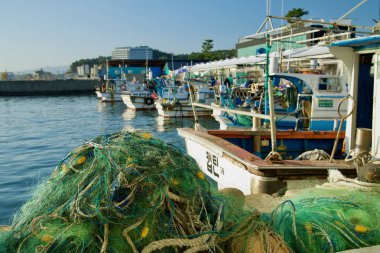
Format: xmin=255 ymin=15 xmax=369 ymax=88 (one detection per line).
xmin=0 ymin=95 xmax=218 ymax=224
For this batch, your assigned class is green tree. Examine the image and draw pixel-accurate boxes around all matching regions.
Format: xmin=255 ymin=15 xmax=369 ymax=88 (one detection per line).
xmin=70 ymin=56 xmax=110 ymax=73
xmin=202 ymin=39 xmax=214 ymax=53
xmin=285 ymin=8 xmax=309 ymax=23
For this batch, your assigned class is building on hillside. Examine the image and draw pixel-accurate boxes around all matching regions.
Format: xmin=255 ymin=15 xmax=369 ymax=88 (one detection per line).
xmin=112 ymin=46 xmax=153 ymax=60
xmin=77 ymin=65 xmax=90 ymax=77
xmin=90 ymin=64 xmax=99 ymax=78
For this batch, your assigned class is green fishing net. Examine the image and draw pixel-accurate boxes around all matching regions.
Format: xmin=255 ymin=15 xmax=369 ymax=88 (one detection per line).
xmin=3 ymin=131 xmax=265 ymax=253
xmin=236 ymin=115 xmax=253 ymax=127
xmin=0 ymin=227 xmax=10 ymax=253
xmin=271 ymin=188 xmax=380 ymax=253
xmin=7 ymin=130 xmax=378 ymax=253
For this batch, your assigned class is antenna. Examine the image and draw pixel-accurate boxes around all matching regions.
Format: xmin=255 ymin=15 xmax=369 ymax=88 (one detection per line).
xmin=266 ymin=0 xmax=271 ymax=30
xmin=281 ymin=0 xmax=284 ymax=27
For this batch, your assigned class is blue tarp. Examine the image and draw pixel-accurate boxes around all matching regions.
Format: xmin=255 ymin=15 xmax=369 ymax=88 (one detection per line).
xmin=330 ymin=36 xmax=380 ymax=50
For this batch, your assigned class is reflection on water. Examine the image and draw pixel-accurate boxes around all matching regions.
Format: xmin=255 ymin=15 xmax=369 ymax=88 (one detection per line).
xmin=122 ymin=108 xmax=137 ymax=121
xmin=156 ymin=116 xmax=181 ymax=132
xmin=97 ymin=101 xmax=126 ymax=113
xmin=0 ymin=95 xmax=218 ymax=224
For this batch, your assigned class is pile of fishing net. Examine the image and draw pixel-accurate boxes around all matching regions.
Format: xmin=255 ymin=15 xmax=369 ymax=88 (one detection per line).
xmin=1 ymin=131 xmax=283 ymax=253
xmin=270 ymin=187 xmax=380 ymax=253
xmin=6 ymin=130 xmax=380 ymax=253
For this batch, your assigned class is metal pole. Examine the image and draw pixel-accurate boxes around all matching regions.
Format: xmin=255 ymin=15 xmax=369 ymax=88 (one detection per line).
xmin=268 ymin=15 xmax=374 ymax=30
xmin=172 ymin=54 xmax=174 ymax=71
xmin=266 ymin=35 xmax=278 ymax=154
xmin=192 ymin=102 xmax=271 ymax=120
xmin=264 ymin=35 xmax=270 ymax=118
xmin=189 ymin=84 xmax=205 ymax=131
xmin=266 ymin=0 xmax=269 ymax=31
xmin=106 ymin=59 xmax=109 ymax=90
xmin=281 ymin=0 xmax=284 ymax=27
xmin=329 ymin=96 xmax=356 ymax=162
xmin=336 ymin=0 xmax=368 ymax=22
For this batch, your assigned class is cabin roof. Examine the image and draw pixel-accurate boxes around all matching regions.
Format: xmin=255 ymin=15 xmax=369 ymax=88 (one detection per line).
xmin=330 ymin=35 xmax=380 ymax=50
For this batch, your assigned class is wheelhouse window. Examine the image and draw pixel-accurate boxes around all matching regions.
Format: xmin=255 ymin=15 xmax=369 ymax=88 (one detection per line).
xmin=318 ymin=78 xmax=341 ymax=92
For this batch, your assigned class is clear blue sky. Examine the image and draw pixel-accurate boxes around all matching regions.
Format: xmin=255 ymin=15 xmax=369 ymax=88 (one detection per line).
xmin=0 ymin=0 xmax=378 ymax=72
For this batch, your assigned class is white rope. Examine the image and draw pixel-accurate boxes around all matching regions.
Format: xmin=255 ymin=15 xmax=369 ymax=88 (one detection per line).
xmin=344 ymin=149 xmax=372 ymax=165
xmin=317 ymin=169 xmax=380 ymax=191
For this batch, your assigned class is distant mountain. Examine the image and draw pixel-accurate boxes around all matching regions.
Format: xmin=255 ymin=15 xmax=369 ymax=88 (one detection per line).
xmin=14 ymin=66 xmax=69 ymax=74
xmin=42 ymin=66 xmax=69 ymax=74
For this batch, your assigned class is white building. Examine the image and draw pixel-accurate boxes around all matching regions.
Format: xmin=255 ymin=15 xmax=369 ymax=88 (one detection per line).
xmin=112 ymin=46 xmax=153 ymax=60
xmin=77 ymin=64 xmax=90 ymax=77
xmin=90 ymin=64 xmax=99 ymax=77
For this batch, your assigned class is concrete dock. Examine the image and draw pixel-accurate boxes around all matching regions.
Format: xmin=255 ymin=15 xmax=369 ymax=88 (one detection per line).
xmin=0 ymin=79 xmax=99 ymax=95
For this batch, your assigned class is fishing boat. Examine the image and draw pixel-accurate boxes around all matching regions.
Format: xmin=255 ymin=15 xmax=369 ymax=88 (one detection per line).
xmin=120 ymin=80 xmax=158 ymax=110
xmin=155 ymin=82 xmax=215 ymax=117
xmin=178 ymin=127 xmax=355 ymax=195
xmin=178 ymin=89 xmax=356 ymax=195
xmin=178 ymin=32 xmax=380 ymax=196
xmin=97 ymin=79 xmax=126 ymax=102
xmin=121 ymin=92 xmax=155 ymax=110
xmin=213 ymin=72 xmax=348 ymax=131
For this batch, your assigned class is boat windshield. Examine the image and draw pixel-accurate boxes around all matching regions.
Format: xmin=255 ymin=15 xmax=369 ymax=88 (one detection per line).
xmin=318 ymin=78 xmax=341 ymax=92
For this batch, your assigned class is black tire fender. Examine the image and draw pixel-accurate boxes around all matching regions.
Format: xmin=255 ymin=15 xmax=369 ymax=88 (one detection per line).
xmin=144 ymin=97 xmax=154 ymax=105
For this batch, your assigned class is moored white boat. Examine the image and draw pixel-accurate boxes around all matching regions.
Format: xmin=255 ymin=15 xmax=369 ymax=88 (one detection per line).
xmin=155 ymin=82 xmax=215 ymax=118
xmin=97 ymin=79 xmax=128 ymax=102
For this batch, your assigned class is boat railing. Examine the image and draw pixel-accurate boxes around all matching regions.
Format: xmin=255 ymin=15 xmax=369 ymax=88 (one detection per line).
xmin=192 ymin=102 xmax=271 ymax=120
xmin=275 ymin=108 xmax=343 ymax=131
xmin=192 ymin=101 xmax=345 ymax=131
xmin=294 ymin=116 xmax=342 ymax=131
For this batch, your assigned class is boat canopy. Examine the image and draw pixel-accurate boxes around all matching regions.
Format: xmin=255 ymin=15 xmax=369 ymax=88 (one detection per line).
xmin=330 ymin=35 xmax=380 ymax=50
xmin=287 ymin=46 xmax=332 ymax=59
xmin=172 ymin=66 xmax=189 ymax=75
xmin=189 ymin=45 xmax=332 ymax=72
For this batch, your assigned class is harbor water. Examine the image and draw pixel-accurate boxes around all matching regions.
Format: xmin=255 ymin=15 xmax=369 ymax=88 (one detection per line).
xmin=0 ymin=95 xmax=218 ymax=224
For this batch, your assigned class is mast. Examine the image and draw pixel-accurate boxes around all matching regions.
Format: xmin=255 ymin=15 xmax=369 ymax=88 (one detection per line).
xmin=265 ymin=34 xmax=280 ymax=161
xmin=106 ymin=59 xmax=109 ymax=90
xmin=145 ymin=49 xmax=148 ymax=79
xmin=336 ymin=0 xmax=368 ymax=22
xmin=171 ymin=53 xmax=174 ymax=71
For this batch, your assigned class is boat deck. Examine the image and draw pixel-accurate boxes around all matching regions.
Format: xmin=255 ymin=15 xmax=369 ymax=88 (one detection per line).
xmin=178 ymin=128 xmax=356 ymax=179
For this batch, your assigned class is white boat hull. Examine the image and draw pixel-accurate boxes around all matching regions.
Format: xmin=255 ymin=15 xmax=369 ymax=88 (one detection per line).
xmin=100 ymin=92 xmax=123 ymax=102
xmin=178 ymin=129 xmax=281 ymax=195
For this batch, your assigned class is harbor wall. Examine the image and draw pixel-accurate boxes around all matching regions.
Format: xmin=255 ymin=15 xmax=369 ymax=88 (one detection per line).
xmin=0 ymin=80 xmax=100 ymax=96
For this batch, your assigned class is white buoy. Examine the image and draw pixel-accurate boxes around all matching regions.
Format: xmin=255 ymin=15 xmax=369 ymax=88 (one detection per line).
xmin=269 ymin=56 xmax=279 ymax=75
xmin=310 ymin=59 xmax=318 ymax=69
